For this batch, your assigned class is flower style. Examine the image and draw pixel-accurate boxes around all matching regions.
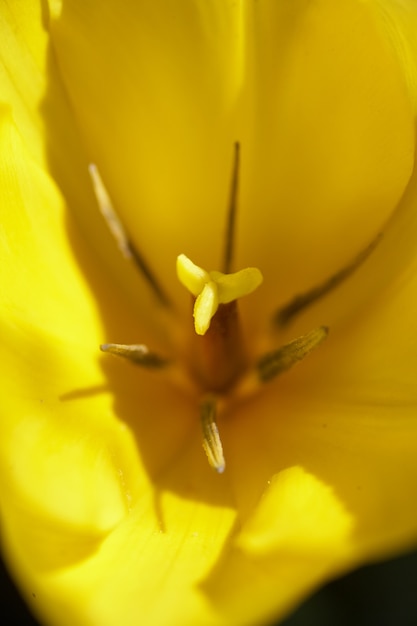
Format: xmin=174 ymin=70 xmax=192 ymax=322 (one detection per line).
xmin=1 ymin=1 xmax=417 ymax=625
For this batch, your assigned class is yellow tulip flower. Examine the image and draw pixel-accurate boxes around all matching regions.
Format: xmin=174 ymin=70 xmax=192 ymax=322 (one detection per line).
xmin=1 ymin=1 xmax=417 ymax=625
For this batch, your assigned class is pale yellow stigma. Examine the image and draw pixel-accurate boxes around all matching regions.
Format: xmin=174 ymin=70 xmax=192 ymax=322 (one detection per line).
xmin=176 ymin=254 xmax=263 ymax=335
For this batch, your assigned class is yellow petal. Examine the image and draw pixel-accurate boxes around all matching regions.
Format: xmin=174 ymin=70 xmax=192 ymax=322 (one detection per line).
xmin=48 ymin=0 xmax=245 ymax=313
xmin=48 ymin=0 xmax=415 ymax=334
xmin=2 ymin=3 xmax=417 ymax=626
xmin=0 ymin=0 xmax=50 ymax=165
xmin=0 ymin=109 xmax=130 ymax=537
xmin=1 ymin=0 xmax=173 ymax=347
xmin=369 ymin=0 xmax=417 ymax=108
xmin=0 ymin=0 xmax=102 ymax=244
xmin=237 ymin=467 xmax=353 ymax=555
xmin=196 ymin=468 xmax=354 ymax=625
xmin=222 ymin=230 xmax=417 ymax=567
xmin=0 ymin=107 xmax=234 ymax=626
xmin=236 ymin=0 xmax=416 ymax=330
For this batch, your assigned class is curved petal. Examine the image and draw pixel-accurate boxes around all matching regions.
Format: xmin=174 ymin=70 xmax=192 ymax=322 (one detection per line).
xmin=0 ymin=0 xmax=51 ymax=165
xmin=0 ymin=111 xmax=369 ymax=626
xmin=48 ymin=0 xmax=245 ymax=312
xmin=0 ymin=110 xmax=132 ymax=544
xmin=0 ymin=105 xmax=237 ymax=626
xmin=221 ymin=201 xmax=417 ymax=588
xmin=239 ymin=0 xmax=416 ymax=329
xmin=47 ymin=0 xmax=415 ymax=332
xmin=370 ymin=0 xmax=417 ymax=109
xmin=0 ymin=0 xmax=96 ymax=227
xmin=200 ymin=467 xmax=355 ymax=625
xmin=2 ymin=2 xmax=417 ymax=626
xmin=1 ymin=0 xmax=171 ymax=348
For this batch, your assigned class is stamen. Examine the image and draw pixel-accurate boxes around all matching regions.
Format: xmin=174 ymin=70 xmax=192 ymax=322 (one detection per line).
xmin=200 ymin=395 xmax=225 ymax=473
xmin=89 ymin=164 xmax=133 ymax=260
xmin=275 ymin=234 xmax=382 ymax=327
xmin=257 ymin=326 xmax=329 ymax=383
xmin=100 ymin=343 xmax=168 ymax=368
xmin=223 ymin=142 xmax=240 ymax=274
xmin=89 ymin=163 xmax=171 ymax=307
xmin=177 ymin=254 xmax=263 ymax=335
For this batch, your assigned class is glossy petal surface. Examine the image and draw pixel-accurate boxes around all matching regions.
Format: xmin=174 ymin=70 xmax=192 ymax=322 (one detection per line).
xmin=1 ymin=2 xmax=417 ymax=626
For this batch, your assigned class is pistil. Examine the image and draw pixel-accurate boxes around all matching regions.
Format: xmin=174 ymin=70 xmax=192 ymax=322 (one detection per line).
xmin=191 ymin=300 xmax=245 ymax=393
xmin=177 ymin=253 xmax=264 ymax=470
xmin=176 ymin=253 xmax=263 ymax=392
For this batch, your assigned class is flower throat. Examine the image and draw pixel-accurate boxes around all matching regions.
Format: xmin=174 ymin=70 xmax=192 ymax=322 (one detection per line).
xmin=89 ymin=144 xmax=379 ymax=473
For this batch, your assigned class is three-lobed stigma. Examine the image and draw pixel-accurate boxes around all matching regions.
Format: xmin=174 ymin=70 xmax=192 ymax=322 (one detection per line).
xmin=176 ymin=254 xmax=263 ymax=335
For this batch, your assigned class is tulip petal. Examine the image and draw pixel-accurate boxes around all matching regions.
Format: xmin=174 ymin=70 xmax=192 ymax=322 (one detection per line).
xmin=0 ymin=108 xmax=225 ymax=625
xmin=221 ymin=223 xmax=417 ymax=586
xmin=3 ymin=3 xmax=417 ymax=626
xmin=0 ymin=0 xmax=51 ymax=165
xmin=0 ymin=110 xmax=130 ymax=542
xmin=237 ymin=0 xmax=416 ymax=330
xmin=47 ymin=0 xmax=245 ymax=314
xmin=47 ymin=0 xmax=415 ymax=331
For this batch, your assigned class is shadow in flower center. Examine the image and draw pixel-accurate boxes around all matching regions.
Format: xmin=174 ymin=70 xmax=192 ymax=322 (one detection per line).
xmin=61 ymin=215 xmax=235 ymax=510
xmin=38 ymin=44 xmax=239 ymax=522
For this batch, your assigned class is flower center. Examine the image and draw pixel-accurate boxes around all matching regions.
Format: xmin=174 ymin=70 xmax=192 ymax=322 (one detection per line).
xmin=88 ymin=148 xmax=355 ymax=473
xmin=176 ymin=253 xmax=263 ymax=392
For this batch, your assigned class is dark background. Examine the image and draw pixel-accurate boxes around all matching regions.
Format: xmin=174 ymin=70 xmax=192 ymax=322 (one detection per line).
xmin=1 ymin=547 xmax=417 ymax=626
